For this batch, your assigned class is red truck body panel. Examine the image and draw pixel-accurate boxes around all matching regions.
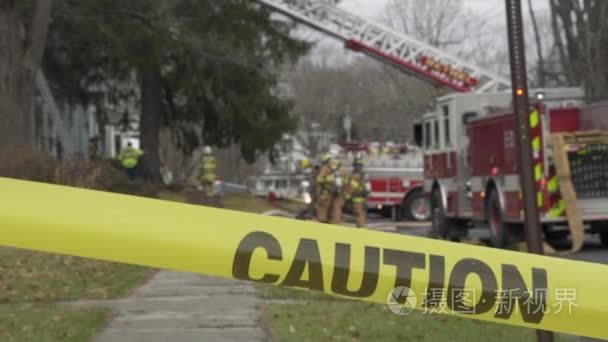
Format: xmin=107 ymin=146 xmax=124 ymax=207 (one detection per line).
xmin=339 ymin=142 xmax=425 ymax=211
xmin=456 ymin=104 xmax=604 ymax=222
xmin=550 ymin=108 xmax=580 ymax=133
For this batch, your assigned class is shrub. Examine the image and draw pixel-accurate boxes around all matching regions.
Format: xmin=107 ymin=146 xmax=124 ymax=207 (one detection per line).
xmin=0 ymin=148 xmax=159 ymax=199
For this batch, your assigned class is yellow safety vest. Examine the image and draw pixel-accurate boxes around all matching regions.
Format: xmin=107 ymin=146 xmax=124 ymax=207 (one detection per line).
xmin=120 ymin=147 xmax=143 ymax=169
xmin=201 ymin=156 xmax=217 ymax=182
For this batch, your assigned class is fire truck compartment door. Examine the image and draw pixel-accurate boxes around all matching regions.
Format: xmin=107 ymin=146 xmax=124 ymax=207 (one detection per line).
xmin=389 ymin=178 xmax=401 ymax=192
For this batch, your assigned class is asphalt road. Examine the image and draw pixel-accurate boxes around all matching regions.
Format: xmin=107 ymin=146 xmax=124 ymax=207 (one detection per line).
xmin=364 ymin=214 xmax=608 ymax=265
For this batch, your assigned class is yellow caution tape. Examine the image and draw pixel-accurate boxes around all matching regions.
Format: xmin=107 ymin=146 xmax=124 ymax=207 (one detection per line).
xmin=1 ymin=178 xmax=607 ymax=340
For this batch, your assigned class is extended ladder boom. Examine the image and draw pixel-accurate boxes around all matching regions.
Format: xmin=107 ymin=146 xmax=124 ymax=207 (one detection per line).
xmin=256 ymin=0 xmax=511 ymax=93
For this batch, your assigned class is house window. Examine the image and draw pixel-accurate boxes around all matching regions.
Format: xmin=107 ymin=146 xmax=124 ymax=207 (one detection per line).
xmin=443 ymin=105 xmax=451 ymax=147
xmin=434 ymin=119 xmax=440 ymax=149
xmin=424 ymin=121 xmax=432 ymax=149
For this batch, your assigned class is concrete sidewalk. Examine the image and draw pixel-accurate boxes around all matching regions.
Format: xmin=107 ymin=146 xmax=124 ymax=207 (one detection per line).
xmin=93 ymin=271 xmax=267 ymax=342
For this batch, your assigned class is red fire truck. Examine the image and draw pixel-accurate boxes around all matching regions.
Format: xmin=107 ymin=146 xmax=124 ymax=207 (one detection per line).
xmin=251 ymin=2 xmax=607 ymax=237
xmin=422 ymin=88 xmax=608 ymax=248
xmin=340 ymin=142 xmax=429 ymax=221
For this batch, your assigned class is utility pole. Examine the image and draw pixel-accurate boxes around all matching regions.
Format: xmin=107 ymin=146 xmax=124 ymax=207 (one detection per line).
xmin=504 ymin=1 xmax=553 ymax=341
xmin=343 ymin=115 xmax=352 ymax=143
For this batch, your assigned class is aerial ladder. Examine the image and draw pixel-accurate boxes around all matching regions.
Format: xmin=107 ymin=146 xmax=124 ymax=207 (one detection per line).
xmin=255 ymin=0 xmax=511 ymax=93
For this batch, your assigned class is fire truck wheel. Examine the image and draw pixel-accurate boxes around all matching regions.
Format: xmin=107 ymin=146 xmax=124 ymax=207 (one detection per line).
xmin=403 ymin=189 xmax=430 ymax=221
xmin=430 ymin=191 xmax=448 ymax=239
xmin=487 ymin=191 xmax=509 ymax=248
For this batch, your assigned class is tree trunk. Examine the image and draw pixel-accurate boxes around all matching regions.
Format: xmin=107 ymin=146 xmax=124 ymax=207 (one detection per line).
xmin=0 ymin=3 xmax=30 ymax=149
xmin=0 ymin=1 xmax=52 ymax=150
xmin=550 ymin=1 xmax=608 ymax=98
xmin=139 ymin=67 xmax=162 ymax=181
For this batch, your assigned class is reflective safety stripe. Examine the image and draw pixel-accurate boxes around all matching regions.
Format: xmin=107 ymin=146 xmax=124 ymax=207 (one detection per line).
xmin=534 ymin=164 xmax=543 ymax=181
xmin=352 ymin=197 xmax=366 ymax=203
xmin=548 ymin=200 xmax=567 ymax=218
xmin=532 ymin=136 xmax=541 ymax=152
xmin=519 ymin=189 xmax=543 ymax=208
xmin=547 ymin=177 xmax=559 ymax=193
xmin=529 ymin=110 xmax=540 ymax=128
xmin=202 ymin=174 xmax=216 ymax=182
xmin=122 ymin=159 xmax=138 ymax=168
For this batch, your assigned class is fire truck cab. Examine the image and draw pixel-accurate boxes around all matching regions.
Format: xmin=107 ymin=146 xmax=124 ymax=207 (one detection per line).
xmin=422 ymin=88 xmax=608 ymax=248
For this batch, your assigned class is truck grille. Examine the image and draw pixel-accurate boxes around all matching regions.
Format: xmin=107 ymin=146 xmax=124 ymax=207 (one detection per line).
xmin=568 ymin=144 xmax=608 ymax=199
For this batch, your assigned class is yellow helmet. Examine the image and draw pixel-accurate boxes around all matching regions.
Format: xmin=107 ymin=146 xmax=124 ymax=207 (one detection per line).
xmin=300 ymin=158 xmax=311 ymax=169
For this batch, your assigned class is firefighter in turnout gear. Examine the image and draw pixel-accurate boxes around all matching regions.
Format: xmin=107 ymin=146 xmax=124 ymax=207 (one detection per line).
xmin=296 ymin=158 xmax=319 ymax=220
xmin=332 ymin=156 xmax=369 ymax=227
xmin=200 ymin=146 xmax=217 ymax=197
xmin=316 ymin=149 xmax=344 ymax=223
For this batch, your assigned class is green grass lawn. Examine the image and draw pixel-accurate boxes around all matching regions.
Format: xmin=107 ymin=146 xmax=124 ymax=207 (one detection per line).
xmin=276 ymin=198 xmax=308 ymax=214
xmin=0 ymin=305 xmax=110 ymax=342
xmin=0 ymin=248 xmax=152 ymax=303
xmin=222 ymin=194 xmax=277 ymax=213
xmin=262 ymin=301 xmax=577 ymax=342
xmin=0 ymin=190 xmax=280 ymax=341
xmin=258 ymin=284 xmax=578 ymax=342
xmin=0 ymin=245 xmax=153 ymax=341
xmin=256 ymin=284 xmax=339 ymax=301
xmin=158 ymin=191 xmax=277 ymax=214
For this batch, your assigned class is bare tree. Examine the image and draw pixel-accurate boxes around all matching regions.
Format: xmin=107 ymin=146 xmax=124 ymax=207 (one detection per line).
xmin=285 ymin=56 xmax=434 ymax=150
xmin=381 ymin=0 xmax=509 ymax=113
xmin=384 ymin=0 xmax=491 ymax=53
xmin=549 ymin=0 xmax=608 ymax=98
xmin=527 ymin=0 xmax=546 ymax=87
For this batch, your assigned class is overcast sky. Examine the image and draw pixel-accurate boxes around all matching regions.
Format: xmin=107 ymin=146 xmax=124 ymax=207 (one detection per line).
xmin=297 ymin=0 xmax=551 ymax=68
xmin=340 ymin=0 xmax=549 ymax=19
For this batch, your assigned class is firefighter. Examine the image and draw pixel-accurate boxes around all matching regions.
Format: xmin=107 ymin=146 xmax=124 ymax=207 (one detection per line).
xmin=200 ymin=146 xmax=217 ymax=197
xmin=332 ymin=156 xmax=369 ymax=227
xmin=316 ymin=149 xmax=343 ymax=223
xmin=119 ymin=142 xmax=144 ymax=181
xmin=296 ymin=158 xmax=318 ymax=220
